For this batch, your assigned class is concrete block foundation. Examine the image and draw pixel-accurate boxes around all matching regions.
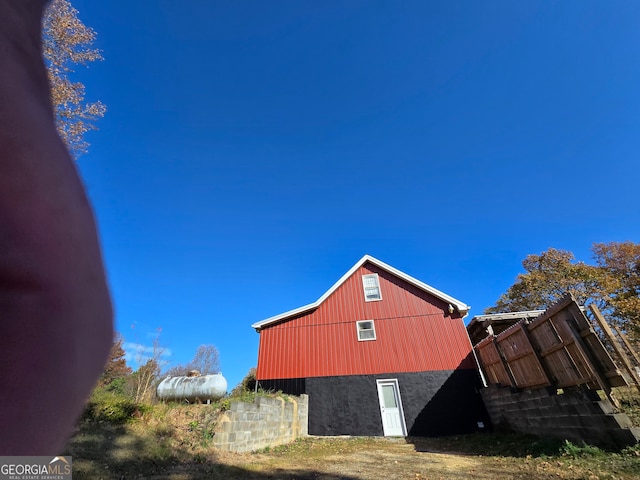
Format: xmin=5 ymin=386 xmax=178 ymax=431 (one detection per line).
xmin=213 ymin=394 xmax=308 ymax=453
xmin=481 ymin=385 xmax=640 ymax=449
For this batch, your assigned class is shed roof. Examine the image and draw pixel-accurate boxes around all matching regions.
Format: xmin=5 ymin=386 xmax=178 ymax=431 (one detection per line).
xmin=467 ymin=304 xmax=589 ymax=345
xmin=466 ymin=310 xmax=546 ymax=345
xmin=252 ymin=254 xmax=470 ymax=331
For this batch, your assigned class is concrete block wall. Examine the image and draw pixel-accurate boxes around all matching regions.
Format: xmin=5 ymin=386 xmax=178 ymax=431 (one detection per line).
xmin=213 ymin=394 xmax=308 ymax=453
xmin=481 ymin=385 xmax=640 ymax=449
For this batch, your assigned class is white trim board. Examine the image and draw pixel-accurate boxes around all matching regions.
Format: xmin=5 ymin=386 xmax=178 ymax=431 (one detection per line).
xmin=252 ymin=255 xmax=470 ymax=331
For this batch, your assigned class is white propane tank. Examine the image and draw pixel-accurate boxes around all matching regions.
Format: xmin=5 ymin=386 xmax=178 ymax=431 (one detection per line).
xmin=156 ymin=373 xmax=227 ymax=403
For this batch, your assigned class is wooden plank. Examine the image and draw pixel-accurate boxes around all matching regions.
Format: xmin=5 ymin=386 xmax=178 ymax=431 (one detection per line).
xmin=568 ymin=302 xmax=622 ymax=382
xmin=510 ymin=357 xmax=550 ymax=388
xmin=541 ymin=317 xmax=586 ymax=385
xmin=526 ymin=293 xmax=576 ymax=329
xmin=492 ymin=337 xmax=518 ymax=388
xmin=613 ymin=324 xmax=640 ymax=366
xmin=538 ymin=342 xmax=568 ymax=358
xmin=590 ymin=304 xmax=639 ymax=392
xmin=545 ymin=347 xmax=587 ymax=387
xmin=493 ymin=324 xmax=550 ymax=388
xmin=471 ymin=296 xmax=632 ymax=398
xmin=517 ymin=323 xmax=552 ymax=387
xmin=476 ymin=341 xmax=511 ymax=386
xmin=564 ymin=308 xmax=619 ymax=407
xmin=528 ymin=320 xmax=562 ymax=352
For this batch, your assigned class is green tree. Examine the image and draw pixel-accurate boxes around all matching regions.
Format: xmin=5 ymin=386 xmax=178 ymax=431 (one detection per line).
xmin=43 ymin=0 xmax=105 ymax=157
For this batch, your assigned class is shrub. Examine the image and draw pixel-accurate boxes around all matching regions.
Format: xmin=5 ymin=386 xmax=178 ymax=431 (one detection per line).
xmin=83 ymin=388 xmax=148 ymax=424
xmin=229 ymin=367 xmax=256 ymax=397
xmin=561 ymin=440 xmax=605 ymax=458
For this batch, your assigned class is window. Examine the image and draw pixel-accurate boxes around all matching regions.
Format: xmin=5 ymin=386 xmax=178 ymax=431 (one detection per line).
xmin=357 ymin=320 xmax=376 ymax=341
xmin=362 ymin=274 xmax=382 ymax=302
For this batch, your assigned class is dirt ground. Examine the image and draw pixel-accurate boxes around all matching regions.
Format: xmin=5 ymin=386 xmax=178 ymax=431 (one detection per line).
xmin=69 ymin=396 xmax=640 ymax=480
xmin=70 ymin=432 xmax=640 ymax=480
xmin=220 ymin=437 xmax=510 ymax=480
xmin=69 ymin=385 xmax=640 ymax=479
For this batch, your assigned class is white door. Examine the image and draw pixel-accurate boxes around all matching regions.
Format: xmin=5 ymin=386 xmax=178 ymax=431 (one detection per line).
xmin=376 ymin=379 xmax=406 ymax=436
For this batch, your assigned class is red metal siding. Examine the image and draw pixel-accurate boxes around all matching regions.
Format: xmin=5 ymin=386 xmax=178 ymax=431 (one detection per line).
xmin=256 ymin=263 xmax=475 ymax=380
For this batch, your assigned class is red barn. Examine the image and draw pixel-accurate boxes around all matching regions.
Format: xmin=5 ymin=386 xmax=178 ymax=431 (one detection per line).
xmin=252 ymin=255 xmax=488 ymax=437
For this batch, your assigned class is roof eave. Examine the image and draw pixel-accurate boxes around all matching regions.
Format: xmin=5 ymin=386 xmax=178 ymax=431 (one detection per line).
xmin=251 ymin=302 xmax=318 ymax=330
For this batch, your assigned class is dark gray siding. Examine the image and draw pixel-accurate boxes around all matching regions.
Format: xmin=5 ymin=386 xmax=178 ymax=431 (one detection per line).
xmin=260 ymin=369 xmax=489 ymax=436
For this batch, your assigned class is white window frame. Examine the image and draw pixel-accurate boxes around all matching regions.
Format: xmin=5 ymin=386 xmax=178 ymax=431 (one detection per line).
xmin=356 ymin=320 xmax=377 ymax=341
xmin=362 ymin=273 xmax=382 ymax=302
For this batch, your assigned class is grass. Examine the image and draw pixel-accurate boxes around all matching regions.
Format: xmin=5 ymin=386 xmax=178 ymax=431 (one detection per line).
xmin=66 ymin=422 xmax=640 ymax=479
xmin=64 ymin=386 xmax=640 ymax=479
xmin=615 ymin=386 xmax=640 ymax=426
xmin=66 ymin=388 xmax=305 ymax=479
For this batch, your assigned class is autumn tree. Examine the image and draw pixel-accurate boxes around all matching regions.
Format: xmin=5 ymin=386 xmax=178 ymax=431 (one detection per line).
xmin=593 ymin=242 xmax=640 ymax=335
xmin=486 ymin=242 xmax=640 ymax=338
xmin=125 ymin=333 xmax=166 ymax=403
xmin=99 ymin=334 xmax=132 ymax=391
xmin=165 ymin=344 xmax=220 ymax=377
xmin=43 ymin=0 xmax=105 ymax=157
xmin=486 ymin=248 xmax=608 ymax=314
xmin=129 ymin=359 xmax=160 ymax=403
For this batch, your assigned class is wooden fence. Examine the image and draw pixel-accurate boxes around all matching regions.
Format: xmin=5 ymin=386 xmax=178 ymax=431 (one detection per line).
xmin=474 ymin=294 xmax=632 ymax=402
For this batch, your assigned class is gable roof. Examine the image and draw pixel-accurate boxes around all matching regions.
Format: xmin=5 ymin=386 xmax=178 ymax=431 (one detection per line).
xmin=252 ymin=254 xmax=470 ymax=331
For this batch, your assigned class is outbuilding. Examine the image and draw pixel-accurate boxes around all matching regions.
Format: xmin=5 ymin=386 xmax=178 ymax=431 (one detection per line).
xmin=252 ymin=255 xmax=488 ymax=437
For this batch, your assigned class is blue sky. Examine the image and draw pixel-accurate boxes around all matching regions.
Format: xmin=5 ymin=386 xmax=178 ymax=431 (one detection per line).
xmin=70 ymin=0 xmax=640 ymax=389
